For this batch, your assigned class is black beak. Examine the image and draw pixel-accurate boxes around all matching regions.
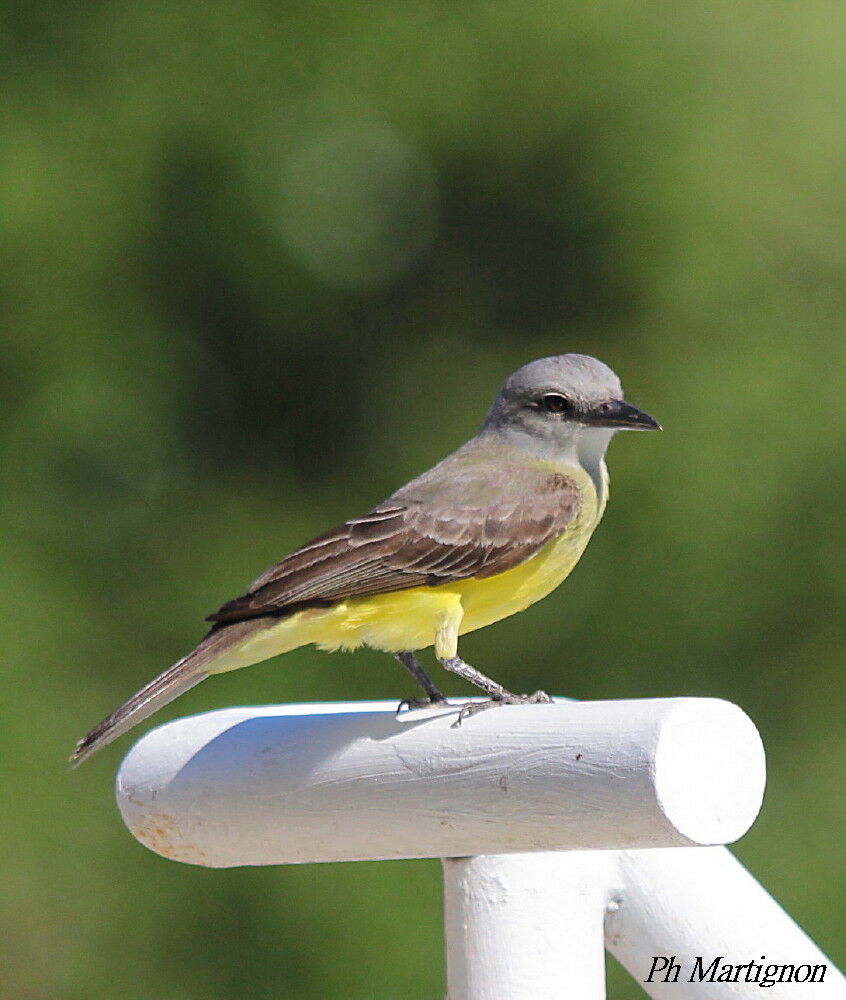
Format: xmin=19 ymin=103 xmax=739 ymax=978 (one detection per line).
xmin=589 ymin=399 xmax=661 ymax=431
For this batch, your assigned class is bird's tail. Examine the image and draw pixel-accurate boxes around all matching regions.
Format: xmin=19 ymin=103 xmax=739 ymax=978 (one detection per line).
xmin=70 ymin=620 xmax=263 ymax=768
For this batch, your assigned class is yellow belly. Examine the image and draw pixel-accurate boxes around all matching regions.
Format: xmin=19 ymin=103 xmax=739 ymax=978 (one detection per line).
xmin=211 ymin=466 xmax=606 ymax=674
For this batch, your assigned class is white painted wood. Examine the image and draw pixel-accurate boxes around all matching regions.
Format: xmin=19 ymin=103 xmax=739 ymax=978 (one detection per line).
xmin=443 ymin=852 xmax=619 ymax=1000
xmin=606 ymin=846 xmax=846 ymax=998
xmin=113 ymin=698 xmax=845 ymax=998
xmin=440 ymin=847 xmax=846 ymax=1000
xmin=115 ymin=697 xmax=765 ymax=867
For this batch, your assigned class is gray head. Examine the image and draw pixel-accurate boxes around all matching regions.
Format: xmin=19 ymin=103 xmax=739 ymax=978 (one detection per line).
xmin=482 ymin=354 xmax=659 ymax=465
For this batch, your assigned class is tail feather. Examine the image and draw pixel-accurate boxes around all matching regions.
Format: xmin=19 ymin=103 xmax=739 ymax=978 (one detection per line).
xmin=70 ymin=621 xmax=261 ymax=768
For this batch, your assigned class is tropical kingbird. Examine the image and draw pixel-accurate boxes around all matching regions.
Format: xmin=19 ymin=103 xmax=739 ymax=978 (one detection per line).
xmin=72 ymin=353 xmax=659 ymax=765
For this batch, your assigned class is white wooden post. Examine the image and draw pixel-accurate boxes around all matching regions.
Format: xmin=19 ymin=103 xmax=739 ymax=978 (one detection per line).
xmin=114 ymin=698 xmax=845 ymax=999
xmin=607 ymin=846 xmax=843 ymax=997
xmin=442 ymin=852 xmax=618 ymax=1000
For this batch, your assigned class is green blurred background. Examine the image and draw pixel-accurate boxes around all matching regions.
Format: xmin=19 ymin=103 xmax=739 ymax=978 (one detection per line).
xmin=2 ymin=2 xmax=845 ymax=997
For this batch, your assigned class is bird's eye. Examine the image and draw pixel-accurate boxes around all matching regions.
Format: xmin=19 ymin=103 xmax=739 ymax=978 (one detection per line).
xmin=597 ymin=401 xmax=612 ymax=413
xmin=542 ymin=393 xmax=569 ymax=414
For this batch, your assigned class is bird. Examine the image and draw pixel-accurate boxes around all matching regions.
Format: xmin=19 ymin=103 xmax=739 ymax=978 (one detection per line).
xmin=71 ymin=353 xmax=660 ymax=766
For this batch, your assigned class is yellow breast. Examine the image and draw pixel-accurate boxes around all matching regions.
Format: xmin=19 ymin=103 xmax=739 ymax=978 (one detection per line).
xmin=452 ymin=463 xmax=605 ymax=636
xmin=211 ymin=463 xmax=607 ymax=672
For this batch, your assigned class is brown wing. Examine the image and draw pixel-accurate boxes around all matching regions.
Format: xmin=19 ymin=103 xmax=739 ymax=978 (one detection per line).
xmin=206 ymin=473 xmax=581 ymax=625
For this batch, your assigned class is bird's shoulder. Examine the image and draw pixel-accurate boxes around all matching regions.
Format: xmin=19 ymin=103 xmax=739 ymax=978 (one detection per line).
xmin=389 ymin=435 xmax=583 ymax=509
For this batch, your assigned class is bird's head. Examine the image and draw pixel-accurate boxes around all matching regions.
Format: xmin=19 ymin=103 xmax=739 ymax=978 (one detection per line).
xmin=481 ymin=353 xmax=660 ymax=466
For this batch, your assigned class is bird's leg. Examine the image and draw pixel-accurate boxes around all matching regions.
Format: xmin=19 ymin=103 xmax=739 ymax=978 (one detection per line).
xmin=438 ymin=656 xmax=510 ymax=699
xmin=438 ymin=655 xmax=552 ymax=726
xmin=394 ymin=651 xmax=447 ymax=711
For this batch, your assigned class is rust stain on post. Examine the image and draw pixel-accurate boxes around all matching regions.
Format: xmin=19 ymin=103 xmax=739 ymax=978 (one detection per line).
xmin=129 ymin=811 xmax=210 ymax=865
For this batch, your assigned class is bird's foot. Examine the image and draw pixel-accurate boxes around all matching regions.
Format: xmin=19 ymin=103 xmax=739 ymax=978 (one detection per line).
xmin=451 ymin=690 xmax=553 ymax=727
xmin=396 ymin=694 xmax=449 ymax=714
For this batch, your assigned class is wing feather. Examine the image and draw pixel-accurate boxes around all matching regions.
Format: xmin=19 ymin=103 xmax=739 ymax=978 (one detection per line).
xmin=207 ymin=470 xmax=581 ymax=625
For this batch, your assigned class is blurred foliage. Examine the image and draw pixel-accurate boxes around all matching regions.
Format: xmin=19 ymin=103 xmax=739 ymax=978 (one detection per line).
xmin=1 ymin=1 xmax=845 ymax=997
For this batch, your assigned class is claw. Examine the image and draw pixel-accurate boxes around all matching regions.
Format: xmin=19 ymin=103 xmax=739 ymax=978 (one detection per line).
xmin=396 ymin=695 xmax=448 ymax=714
xmin=451 ymin=691 xmax=554 ymax=728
